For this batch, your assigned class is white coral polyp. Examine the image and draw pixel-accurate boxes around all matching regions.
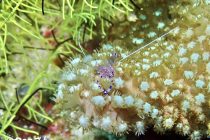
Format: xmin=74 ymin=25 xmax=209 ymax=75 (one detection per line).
xmin=69 ymin=84 xmax=81 ymax=93
xmin=92 ymin=118 xmax=100 ymax=127
xmin=187 ymin=41 xmax=196 ymax=49
xmin=195 ymin=80 xmax=205 ymax=88
xmin=135 ymin=121 xmax=145 ymax=135
xmin=143 ymin=103 xmax=151 ymax=113
xmin=113 ymin=95 xmax=124 ymax=107
xmin=178 ymin=47 xmax=187 ymax=56
xmin=139 ymin=81 xmax=150 ymax=92
xmin=91 ymin=96 xmax=106 ymax=107
xmin=184 ymin=71 xmax=194 ymax=79
xmin=142 ymin=64 xmax=150 ymax=70
xmin=79 ymin=69 xmax=89 ymax=76
xmin=71 ymin=58 xmax=80 ymax=66
xmin=103 ymin=44 xmax=113 ymax=50
xmin=182 ymin=100 xmax=190 ymax=111
xmin=164 ymin=118 xmax=174 ymax=129
xmin=151 ymin=108 xmax=159 ymax=118
xmin=116 ymin=122 xmax=128 ymax=133
xmin=164 ymin=79 xmax=173 ymax=86
xmin=132 ymin=38 xmax=144 ymax=44
xmin=191 ymin=53 xmax=200 ymax=63
xmin=197 ymin=35 xmax=206 ymax=43
xmin=124 ymin=96 xmax=134 ymax=107
xmin=91 ymin=83 xmax=100 ymax=91
xmin=185 ymin=28 xmax=194 ymax=38
xmin=149 ymin=72 xmax=159 ymax=79
xmin=90 ymin=60 xmax=102 ymax=66
xmin=176 ymin=123 xmax=183 ymax=131
xmin=183 ymin=125 xmax=190 ymax=135
xmin=114 ymin=77 xmax=124 ymax=89
xmin=79 ymin=115 xmax=89 ymax=128
xmin=101 ymin=116 xmax=112 ymax=130
xmin=56 ymin=84 xmax=65 ymax=99
xmin=190 ymin=130 xmax=201 ymax=140
xmin=179 ymin=57 xmax=189 ymax=64
xmin=205 ymin=25 xmax=210 ymax=35
xmin=62 ymin=72 xmax=76 ymax=81
xmin=195 ymin=93 xmax=205 ymax=105
xmin=150 ymin=91 xmax=159 ymax=99
xmin=170 ymin=89 xmax=180 ymax=97
xmin=202 ymin=52 xmax=209 ymax=61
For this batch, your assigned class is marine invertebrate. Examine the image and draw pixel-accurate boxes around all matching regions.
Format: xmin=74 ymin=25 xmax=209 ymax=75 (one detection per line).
xmin=55 ymin=1 xmax=210 ymax=140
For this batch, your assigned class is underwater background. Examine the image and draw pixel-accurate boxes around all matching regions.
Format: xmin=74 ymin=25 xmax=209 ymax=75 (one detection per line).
xmin=0 ymin=0 xmax=209 ymax=140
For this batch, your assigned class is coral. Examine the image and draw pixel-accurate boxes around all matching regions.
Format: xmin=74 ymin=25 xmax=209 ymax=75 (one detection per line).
xmin=55 ymin=1 xmax=210 ymax=140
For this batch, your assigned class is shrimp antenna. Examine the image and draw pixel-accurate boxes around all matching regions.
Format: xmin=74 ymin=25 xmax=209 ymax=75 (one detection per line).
xmin=119 ymin=27 xmax=178 ymax=62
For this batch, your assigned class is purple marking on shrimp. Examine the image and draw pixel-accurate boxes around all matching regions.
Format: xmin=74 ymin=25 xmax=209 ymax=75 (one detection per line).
xmin=95 ymin=52 xmax=119 ymax=95
xmin=96 ymin=64 xmax=115 ymax=95
xmin=98 ymin=65 xmax=114 ymax=78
